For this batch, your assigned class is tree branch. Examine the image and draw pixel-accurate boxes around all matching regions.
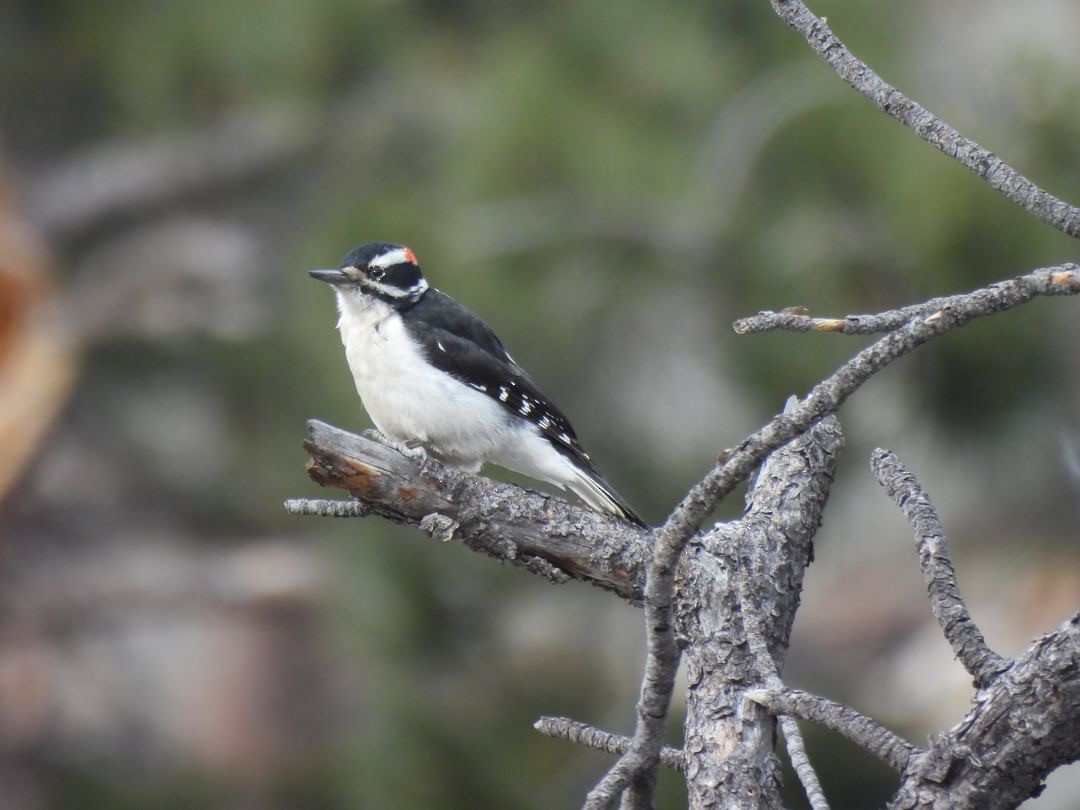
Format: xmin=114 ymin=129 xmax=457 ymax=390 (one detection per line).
xmin=778 ymin=715 xmax=829 ymax=810
xmin=293 ymin=420 xmax=652 ymax=601
xmin=871 ymin=449 xmax=1011 ymax=688
xmin=733 ymin=264 xmax=1080 ymax=336
xmin=533 ymin=717 xmax=686 ymax=773
xmin=747 ymin=688 xmax=918 ymax=773
xmin=676 ymin=415 xmax=844 ymax=808
xmin=284 ymin=498 xmax=370 ymax=518
xmin=737 ymin=509 xmax=829 ymax=810
xmin=583 ymin=263 xmax=1079 ymax=806
xmin=890 ymin=614 xmax=1080 ymax=808
xmin=767 ymin=0 xmax=1080 ymax=239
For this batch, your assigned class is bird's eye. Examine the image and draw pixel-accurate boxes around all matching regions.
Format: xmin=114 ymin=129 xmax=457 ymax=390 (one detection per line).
xmin=368 ymin=267 xmax=385 ymax=281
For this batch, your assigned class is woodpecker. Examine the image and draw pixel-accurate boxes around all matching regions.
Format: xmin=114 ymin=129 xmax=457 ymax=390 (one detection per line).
xmin=310 ymin=242 xmax=646 ymax=527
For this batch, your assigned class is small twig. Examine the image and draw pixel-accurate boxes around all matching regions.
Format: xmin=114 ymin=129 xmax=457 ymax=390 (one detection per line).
xmin=747 ymin=688 xmax=918 ymax=773
xmin=871 ymin=449 xmax=1011 ymax=688
xmin=533 ymin=717 xmax=686 ymax=773
xmin=283 ymin=497 xmax=369 ymax=518
xmin=779 ymin=715 xmax=829 ymax=810
xmin=768 ymin=0 xmax=1080 ymax=239
xmin=734 ymin=265 xmax=1080 ymax=336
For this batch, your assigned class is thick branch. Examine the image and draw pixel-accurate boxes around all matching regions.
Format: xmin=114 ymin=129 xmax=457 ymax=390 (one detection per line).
xmin=749 ymin=688 xmax=918 ymax=773
xmin=677 ymin=416 xmax=843 ymax=808
xmin=734 ymin=264 xmax=1079 ymax=335
xmin=872 ymin=449 xmax=1010 ymax=688
xmin=768 ymin=0 xmax=1080 ymax=239
xmin=296 ymin=419 xmax=651 ymax=600
xmin=585 ymin=414 xmax=843 ymax=809
xmin=737 ymin=518 xmax=829 ymax=810
xmin=890 ymin=614 xmax=1080 ymax=808
xmin=533 ymin=717 xmax=686 ymax=773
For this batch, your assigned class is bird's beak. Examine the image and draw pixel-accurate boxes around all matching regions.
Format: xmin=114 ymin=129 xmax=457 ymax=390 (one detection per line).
xmin=309 ymin=269 xmax=352 ymax=285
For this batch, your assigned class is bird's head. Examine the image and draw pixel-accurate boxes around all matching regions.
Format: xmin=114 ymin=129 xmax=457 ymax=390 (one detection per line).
xmin=310 ymin=242 xmax=428 ymax=307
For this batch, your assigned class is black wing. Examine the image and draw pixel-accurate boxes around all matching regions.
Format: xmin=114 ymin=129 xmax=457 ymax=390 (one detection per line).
xmin=403 ymin=289 xmax=646 ymax=527
xmin=403 ymin=289 xmax=584 ymax=456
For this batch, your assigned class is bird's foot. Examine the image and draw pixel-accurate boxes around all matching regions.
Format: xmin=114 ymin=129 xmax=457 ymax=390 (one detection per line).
xmin=362 ymin=429 xmax=430 ymax=464
xmin=398 ymin=440 xmax=429 ymax=464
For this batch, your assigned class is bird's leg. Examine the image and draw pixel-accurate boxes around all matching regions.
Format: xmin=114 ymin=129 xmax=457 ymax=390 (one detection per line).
xmin=362 ymin=428 xmax=429 ymax=464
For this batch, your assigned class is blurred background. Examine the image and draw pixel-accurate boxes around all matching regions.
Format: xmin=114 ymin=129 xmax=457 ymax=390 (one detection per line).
xmin=1 ymin=0 xmax=1078 ymax=807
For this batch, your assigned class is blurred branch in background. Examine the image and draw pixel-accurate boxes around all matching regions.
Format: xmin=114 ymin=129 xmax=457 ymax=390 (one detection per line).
xmin=0 ymin=164 xmax=77 ymax=504
xmin=26 ymin=108 xmax=322 ymax=247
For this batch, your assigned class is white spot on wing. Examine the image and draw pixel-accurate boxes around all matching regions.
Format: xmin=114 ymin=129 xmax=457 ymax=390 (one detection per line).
xmin=469 ymin=382 xmax=487 ymax=392
xmin=539 ymin=415 xmax=552 ymax=429
xmin=520 ymin=400 xmax=533 ymax=415
xmin=437 ymin=340 xmax=446 ymax=352
xmin=499 ymin=387 xmax=509 ymax=402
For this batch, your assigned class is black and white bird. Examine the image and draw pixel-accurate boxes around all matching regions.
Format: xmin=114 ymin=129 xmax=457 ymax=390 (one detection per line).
xmin=310 ymin=242 xmax=645 ymax=527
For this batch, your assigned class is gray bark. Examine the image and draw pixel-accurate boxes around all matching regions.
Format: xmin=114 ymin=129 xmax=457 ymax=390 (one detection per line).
xmin=890 ymin=615 xmax=1080 ymax=809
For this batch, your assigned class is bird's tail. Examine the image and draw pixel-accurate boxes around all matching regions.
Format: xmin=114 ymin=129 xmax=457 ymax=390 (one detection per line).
xmin=567 ymin=466 xmax=647 ymax=528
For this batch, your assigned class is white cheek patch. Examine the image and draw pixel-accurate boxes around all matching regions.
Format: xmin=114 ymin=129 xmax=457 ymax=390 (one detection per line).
xmin=366 ymin=276 xmax=429 ymax=299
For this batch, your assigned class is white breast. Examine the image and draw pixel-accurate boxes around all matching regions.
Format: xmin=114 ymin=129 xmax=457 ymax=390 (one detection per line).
xmin=335 ymin=291 xmax=521 ymax=469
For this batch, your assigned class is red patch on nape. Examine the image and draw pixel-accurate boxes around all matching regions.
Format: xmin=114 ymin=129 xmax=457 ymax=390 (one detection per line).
xmin=403 ymin=247 xmax=418 ymax=265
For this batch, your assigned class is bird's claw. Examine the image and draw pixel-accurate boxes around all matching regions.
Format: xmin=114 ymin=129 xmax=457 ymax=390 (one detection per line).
xmin=398 ymin=440 xmax=429 ymax=464
xmin=363 ymin=429 xmax=430 ymax=465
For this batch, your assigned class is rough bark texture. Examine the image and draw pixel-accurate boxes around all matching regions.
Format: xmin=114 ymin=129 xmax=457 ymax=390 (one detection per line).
xmin=890 ymin=615 xmax=1080 ymax=809
xmin=296 ymin=419 xmax=652 ymax=601
xmin=676 ymin=417 xmax=844 ymax=809
xmin=294 ymin=416 xmax=844 ymax=809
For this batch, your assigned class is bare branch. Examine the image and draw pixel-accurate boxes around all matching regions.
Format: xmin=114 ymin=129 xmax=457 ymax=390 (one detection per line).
xmin=748 ymin=688 xmax=918 ymax=773
xmin=284 ymin=498 xmax=369 ymax=518
xmin=734 ymin=264 xmax=1080 ymax=336
xmin=678 ymin=267 xmax=1079 ymax=543
xmin=767 ymin=0 xmax=1080 ymax=239
xmin=779 ymin=715 xmax=829 ymax=810
xmin=580 ymin=630 xmax=678 ymax=808
xmin=871 ymin=449 xmax=1011 ymax=688
xmin=890 ymin=614 xmax=1080 ymax=808
xmin=584 ymin=264 xmax=1080 ymax=805
xmin=534 ymin=717 xmax=686 ymax=773
xmin=296 ymin=420 xmax=652 ymax=600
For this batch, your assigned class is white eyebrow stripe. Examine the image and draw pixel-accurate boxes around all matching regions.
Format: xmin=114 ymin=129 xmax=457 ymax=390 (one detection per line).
xmin=368 ymin=248 xmax=410 ymax=269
